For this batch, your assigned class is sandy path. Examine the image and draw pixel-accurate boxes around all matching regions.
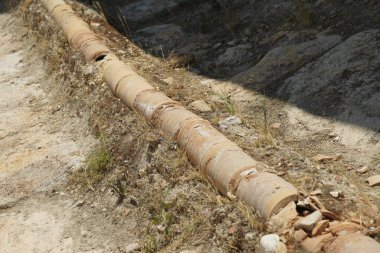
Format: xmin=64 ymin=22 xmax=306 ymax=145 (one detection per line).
xmin=0 ymin=12 xmax=136 ymax=253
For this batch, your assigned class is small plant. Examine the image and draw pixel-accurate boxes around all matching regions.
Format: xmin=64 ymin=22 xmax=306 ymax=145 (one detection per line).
xmin=143 ymin=235 xmax=158 ymax=253
xmin=217 ymin=92 xmax=237 ymax=115
xmin=85 ymin=139 xmax=112 ymax=174
xmin=70 ymin=135 xmax=112 ymax=189
xmin=111 ymin=175 xmax=126 ymax=205
xmin=255 ymin=101 xmax=275 ymax=147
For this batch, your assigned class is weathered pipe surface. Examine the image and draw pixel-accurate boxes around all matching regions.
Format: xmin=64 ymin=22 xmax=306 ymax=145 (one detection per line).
xmin=40 ymin=1 xmax=380 ymax=250
xmin=41 ymin=0 xmax=299 ymax=219
xmin=326 ymin=232 xmax=380 ymax=253
xmin=101 ymin=53 xmax=300 ymax=218
xmin=42 ymin=0 xmax=65 ymax=13
xmin=50 ymin=3 xmax=109 ymax=61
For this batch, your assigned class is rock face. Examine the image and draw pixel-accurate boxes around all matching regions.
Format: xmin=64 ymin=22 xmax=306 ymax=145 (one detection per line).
xmin=218 ymin=116 xmax=242 ymax=129
xmin=121 ymin=0 xmax=188 ymax=23
xmin=278 ymin=30 xmax=380 ymax=132
xmin=233 ymin=34 xmax=342 ymax=91
xmin=134 ymin=24 xmax=184 ymax=53
xmin=216 ymin=44 xmax=252 ymax=67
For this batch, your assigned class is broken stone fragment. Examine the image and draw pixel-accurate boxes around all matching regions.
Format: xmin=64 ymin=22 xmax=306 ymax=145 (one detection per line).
xmin=301 ymin=233 xmax=333 ymax=253
xmin=310 ymin=189 xmax=322 ymax=196
xmin=294 ymin=229 xmax=308 ymax=242
xmin=218 ymin=116 xmax=242 ymax=129
xmin=259 ymin=234 xmax=287 ymax=253
xmin=311 ymin=220 xmax=329 ymax=236
xmin=366 ymin=175 xmax=380 ymax=187
xmin=309 ymin=196 xmax=326 ymax=210
xmin=267 ymin=201 xmax=298 ymax=233
xmin=0 ymin=197 xmax=20 ymax=209
xmin=295 ymin=210 xmax=323 ymax=232
xmin=320 ymin=209 xmax=340 ymax=221
xmin=311 ymin=154 xmax=335 ymax=163
xmin=356 ymin=166 xmax=368 ymax=174
xmin=163 ymin=76 xmax=174 ymax=85
xmin=329 ymin=191 xmax=342 ymax=198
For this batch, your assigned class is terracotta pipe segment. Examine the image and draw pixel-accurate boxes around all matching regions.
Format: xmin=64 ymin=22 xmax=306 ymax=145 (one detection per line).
xmin=51 ymin=4 xmax=110 ymax=61
xmin=101 ymin=54 xmax=155 ymax=108
xmin=326 ymin=232 xmax=380 ymax=253
xmin=176 ymin=120 xmax=230 ymax=167
xmin=152 ymin=105 xmax=201 ymax=139
xmin=134 ymin=89 xmax=177 ymax=121
xmin=79 ymin=39 xmax=110 ymax=62
xmin=96 ymin=47 xmax=300 ymax=219
xmin=42 ymin=0 xmax=66 ymax=13
xmin=116 ymin=75 xmax=155 ymax=109
xmin=236 ymin=172 xmax=299 ymax=219
xmin=101 ymin=54 xmax=137 ymax=94
xmin=41 ymin=0 xmax=299 ymax=219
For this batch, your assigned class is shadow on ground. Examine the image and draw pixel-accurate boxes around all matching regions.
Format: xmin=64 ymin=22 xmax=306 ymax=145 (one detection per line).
xmin=0 ymin=1 xmax=7 ymax=12
xmin=82 ymin=0 xmax=380 ymax=135
xmin=72 ymin=1 xmax=380 ymax=136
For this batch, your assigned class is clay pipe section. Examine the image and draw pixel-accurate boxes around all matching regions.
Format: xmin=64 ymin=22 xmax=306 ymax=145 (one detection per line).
xmin=45 ymin=1 xmax=109 ymax=62
xmin=101 ymin=54 xmax=299 ymax=218
xmin=325 ymin=233 xmax=380 ymax=253
xmin=41 ymin=0 xmax=299 ymax=219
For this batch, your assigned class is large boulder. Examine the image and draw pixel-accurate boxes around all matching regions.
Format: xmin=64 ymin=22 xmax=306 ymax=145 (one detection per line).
xmin=216 ymin=44 xmax=252 ymax=68
xmin=121 ymin=0 xmax=187 ymax=23
xmin=278 ymin=29 xmax=380 ymax=130
xmin=133 ymin=24 xmax=184 ymax=54
xmin=232 ymin=34 xmax=342 ymax=91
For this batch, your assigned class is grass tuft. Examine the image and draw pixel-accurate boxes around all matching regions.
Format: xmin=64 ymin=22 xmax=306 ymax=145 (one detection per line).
xmin=70 ymin=136 xmax=112 ymax=189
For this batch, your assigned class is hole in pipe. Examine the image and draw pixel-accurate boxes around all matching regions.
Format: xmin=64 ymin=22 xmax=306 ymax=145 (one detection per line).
xmin=95 ymin=54 xmax=107 ymax=62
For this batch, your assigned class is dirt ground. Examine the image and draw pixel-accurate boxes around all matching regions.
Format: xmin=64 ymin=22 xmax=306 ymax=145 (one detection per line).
xmin=0 ymin=12 xmax=139 ymax=252
xmin=0 ymin=0 xmax=379 ymax=252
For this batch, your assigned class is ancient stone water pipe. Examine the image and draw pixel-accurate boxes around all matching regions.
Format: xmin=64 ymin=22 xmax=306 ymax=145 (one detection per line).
xmin=38 ymin=1 xmax=380 ymax=252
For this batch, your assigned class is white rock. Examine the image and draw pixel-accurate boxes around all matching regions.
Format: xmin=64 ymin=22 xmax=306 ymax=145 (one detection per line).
xmin=356 ymin=166 xmax=368 ymax=174
xmin=295 ymin=210 xmax=322 ymax=232
xmin=259 ymin=234 xmax=287 ymax=253
xmin=329 ymin=191 xmax=342 ymax=198
xmin=219 ymin=116 xmax=242 ymax=129
xmin=157 ymin=224 xmax=165 ymax=232
xmin=0 ymin=197 xmax=19 ymax=209
xmin=245 ymin=232 xmax=256 ymax=240
xmin=163 ymin=77 xmax=174 ymax=85
xmin=125 ymin=242 xmax=140 ymax=253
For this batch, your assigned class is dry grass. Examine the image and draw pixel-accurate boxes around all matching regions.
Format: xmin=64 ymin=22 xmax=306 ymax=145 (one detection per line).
xmin=70 ymin=136 xmax=112 ymax=190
